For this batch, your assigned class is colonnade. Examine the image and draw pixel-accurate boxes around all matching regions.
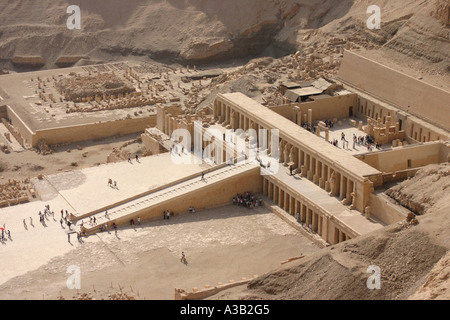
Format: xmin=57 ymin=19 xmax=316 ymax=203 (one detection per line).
xmin=213 ymin=95 xmax=374 ymax=214
xmin=262 ymin=177 xmax=354 ymax=245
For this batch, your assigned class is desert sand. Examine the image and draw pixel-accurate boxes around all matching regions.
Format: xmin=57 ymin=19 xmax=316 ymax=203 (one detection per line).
xmin=0 ymin=188 xmax=320 ymax=300
xmin=0 ymin=0 xmax=448 ymax=301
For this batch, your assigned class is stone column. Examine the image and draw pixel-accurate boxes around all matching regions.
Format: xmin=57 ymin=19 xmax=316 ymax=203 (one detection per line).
xmin=319 ymin=162 xmax=326 ymax=188
xmin=278 ymin=188 xmax=283 ymax=207
xmin=284 ymin=192 xmax=289 ymax=212
xmin=344 ymin=179 xmax=353 ymax=205
xmin=312 ymin=212 xmax=317 ymax=232
xmin=307 ymin=156 xmax=314 ymax=181
xmin=314 ymin=159 xmax=320 ymax=184
xmin=340 ymin=175 xmax=346 ymax=200
xmin=284 ymin=144 xmax=290 ymax=166
xmin=301 ymin=205 xmax=306 ymax=223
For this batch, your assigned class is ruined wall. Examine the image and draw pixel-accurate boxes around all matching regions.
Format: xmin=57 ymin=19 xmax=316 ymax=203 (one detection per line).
xmin=356 ymin=95 xmax=449 ymax=143
xmin=270 ymin=94 xmax=358 ymax=124
xmin=141 ymin=133 xmax=167 ymax=155
xmin=339 ymin=50 xmax=450 ymax=132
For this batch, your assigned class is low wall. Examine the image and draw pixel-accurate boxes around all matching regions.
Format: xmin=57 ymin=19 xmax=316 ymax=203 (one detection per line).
xmin=381 ymin=168 xmax=420 ymax=184
xmin=356 ymin=142 xmax=449 ymax=173
xmin=33 ymin=115 xmax=156 ymax=147
xmin=0 ymin=105 xmax=6 ymax=118
xmin=175 ymin=278 xmax=251 ymax=300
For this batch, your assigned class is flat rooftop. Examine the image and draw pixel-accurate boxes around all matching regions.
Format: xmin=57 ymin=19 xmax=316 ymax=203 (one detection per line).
xmin=273 ymin=165 xmax=385 ymax=235
xmin=32 ymin=152 xmax=212 ymax=217
xmin=219 ymin=92 xmax=382 ymax=180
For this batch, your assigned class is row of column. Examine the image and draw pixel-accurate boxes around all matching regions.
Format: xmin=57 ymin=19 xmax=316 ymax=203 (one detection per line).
xmin=215 ymin=99 xmax=363 ymax=212
xmin=279 ymin=138 xmax=357 ymax=208
xmin=263 ymin=178 xmax=326 ymax=237
xmin=263 ymin=178 xmax=352 ymax=244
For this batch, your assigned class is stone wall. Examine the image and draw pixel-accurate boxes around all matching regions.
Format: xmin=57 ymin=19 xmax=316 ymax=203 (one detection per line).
xmin=32 ymin=116 xmax=156 ymax=147
xmin=356 ymin=95 xmax=449 ymax=143
xmin=84 ymin=167 xmax=262 ymax=232
xmin=0 ymin=105 xmax=7 ymax=119
xmin=338 ymin=50 xmax=450 ymax=132
xmin=6 ymin=105 xmax=34 ymax=147
xmin=369 ymin=193 xmax=408 ymax=225
xmin=356 ymin=142 xmax=449 ymax=173
xmin=269 ymin=94 xmax=358 ymax=124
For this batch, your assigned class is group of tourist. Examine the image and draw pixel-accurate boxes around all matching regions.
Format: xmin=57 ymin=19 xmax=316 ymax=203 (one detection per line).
xmin=1 ymin=224 xmax=11 ymax=243
xmin=302 ymin=122 xmax=317 ymax=133
xmin=98 ymin=222 xmax=118 ymax=235
xmin=16 ymin=204 xmax=82 ymax=244
xmin=107 ymin=179 xmax=118 ymax=189
xmin=295 ymin=213 xmax=314 ymax=233
xmin=324 ymin=119 xmax=335 ymax=128
xmin=232 ymin=192 xmax=261 ymax=209
xmin=128 ymin=154 xmax=140 ymax=164
xmin=328 ymin=132 xmax=382 ymax=152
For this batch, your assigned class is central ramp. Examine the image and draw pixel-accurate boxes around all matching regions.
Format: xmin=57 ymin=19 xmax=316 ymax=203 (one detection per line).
xmin=80 ymin=162 xmax=262 ymax=234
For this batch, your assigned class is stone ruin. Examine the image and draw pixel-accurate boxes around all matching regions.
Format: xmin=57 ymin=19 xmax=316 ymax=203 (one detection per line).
xmin=0 ymin=178 xmax=33 ymax=208
xmin=55 ymin=72 xmax=136 ymax=102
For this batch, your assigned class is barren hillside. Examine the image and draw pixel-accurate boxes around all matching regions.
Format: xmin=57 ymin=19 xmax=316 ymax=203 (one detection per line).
xmin=211 ymin=164 xmax=450 ymax=300
xmin=0 ymin=0 xmax=448 ymax=80
xmin=213 ymin=165 xmax=450 ymax=300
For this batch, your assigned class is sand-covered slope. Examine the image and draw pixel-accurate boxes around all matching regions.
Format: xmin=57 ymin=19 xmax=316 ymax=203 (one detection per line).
xmin=212 ymin=164 xmax=450 ymax=300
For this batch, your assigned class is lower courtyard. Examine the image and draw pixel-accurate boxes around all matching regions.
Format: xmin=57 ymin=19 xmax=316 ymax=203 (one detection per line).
xmin=0 ymin=203 xmax=320 ymax=300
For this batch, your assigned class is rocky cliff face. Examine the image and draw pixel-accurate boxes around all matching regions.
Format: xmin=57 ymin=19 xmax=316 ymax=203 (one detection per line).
xmin=0 ymin=0 xmax=448 ymax=71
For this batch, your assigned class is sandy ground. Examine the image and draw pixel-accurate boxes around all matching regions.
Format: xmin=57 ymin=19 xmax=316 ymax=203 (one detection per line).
xmin=0 ymin=142 xmax=321 ymax=300
xmin=0 ymin=133 xmax=145 ymax=183
xmin=0 ymin=204 xmax=320 ymax=300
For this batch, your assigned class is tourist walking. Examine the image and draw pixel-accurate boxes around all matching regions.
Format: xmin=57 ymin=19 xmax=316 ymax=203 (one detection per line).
xmin=181 ymin=251 xmax=187 ymax=264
